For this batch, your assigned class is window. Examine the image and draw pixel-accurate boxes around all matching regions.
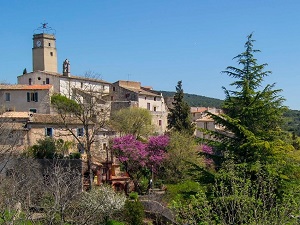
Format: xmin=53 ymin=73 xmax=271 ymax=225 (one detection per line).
xmin=154 ymin=97 xmax=157 ymax=101
xmin=5 ymin=93 xmax=10 ymax=101
xmin=45 ymin=128 xmax=53 ymax=137
xmin=46 ymin=78 xmax=50 ymax=84
xmin=103 ymin=143 xmax=107 ymax=150
xmin=147 ymin=103 xmax=150 ymax=110
xmin=78 ymin=143 xmax=85 ymax=154
xmin=145 ymin=97 xmax=147 ymax=100
xmin=153 ymin=106 xmax=157 ymax=112
xmin=77 ymin=128 xmax=84 ymax=137
xmin=159 ymin=120 xmax=162 ymax=126
xmin=125 ymin=93 xmax=130 ymax=98
xmin=48 ymin=43 xmax=51 ymax=47
xmin=50 ymin=52 xmax=53 ymax=56
xmin=204 ymin=122 xmax=208 ymax=129
xmin=81 ymin=82 xmax=83 ymax=88
xmin=38 ymin=77 xmax=41 ymax=80
xmin=29 ymin=78 xmax=32 ymax=85
xmin=29 ymin=109 xmax=37 ymax=113
xmin=27 ymin=92 xmax=38 ymax=102
xmin=111 ymin=96 xmax=114 ymax=101
xmin=113 ymin=87 xmax=116 ymax=91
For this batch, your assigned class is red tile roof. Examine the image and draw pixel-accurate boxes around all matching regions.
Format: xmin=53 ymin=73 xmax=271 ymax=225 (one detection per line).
xmin=0 ymin=84 xmax=53 ymax=90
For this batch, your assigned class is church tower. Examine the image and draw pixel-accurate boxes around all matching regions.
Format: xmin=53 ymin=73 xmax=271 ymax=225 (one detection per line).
xmin=32 ymin=24 xmax=57 ymax=73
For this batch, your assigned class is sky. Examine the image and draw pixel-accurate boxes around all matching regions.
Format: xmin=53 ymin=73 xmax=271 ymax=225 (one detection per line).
xmin=1 ymin=1 xmax=300 ymax=109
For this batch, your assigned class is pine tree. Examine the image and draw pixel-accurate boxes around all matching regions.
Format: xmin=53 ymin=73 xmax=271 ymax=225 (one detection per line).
xmin=222 ymin=33 xmax=286 ymax=140
xmin=167 ymin=81 xmax=195 ymax=135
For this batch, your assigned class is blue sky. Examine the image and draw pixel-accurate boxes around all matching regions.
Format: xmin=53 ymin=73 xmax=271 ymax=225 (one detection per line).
xmin=1 ymin=1 xmax=300 ymax=109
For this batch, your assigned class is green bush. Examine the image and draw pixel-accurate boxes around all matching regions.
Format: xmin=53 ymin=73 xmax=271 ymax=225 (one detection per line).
xmin=106 ymin=220 xmax=125 ymax=225
xmin=165 ymin=180 xmax=202 ymax=202
xmin=124 ymin=198 xmax=144 ymax=225
xmin=128 ymin=191 xmax=138 ymax=200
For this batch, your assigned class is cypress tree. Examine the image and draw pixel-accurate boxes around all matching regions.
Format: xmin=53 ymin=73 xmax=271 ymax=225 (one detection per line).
xmin=167 ymin=81 xmax=195 ymax=135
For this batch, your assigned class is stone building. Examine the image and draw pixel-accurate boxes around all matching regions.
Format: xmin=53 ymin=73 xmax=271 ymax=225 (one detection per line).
xmin=110 ymin=80 xmax=168 ymax=134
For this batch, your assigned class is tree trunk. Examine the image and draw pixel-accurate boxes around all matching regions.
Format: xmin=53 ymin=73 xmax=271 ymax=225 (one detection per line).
xmin=86 ymin=148 xmax=93 ymax=191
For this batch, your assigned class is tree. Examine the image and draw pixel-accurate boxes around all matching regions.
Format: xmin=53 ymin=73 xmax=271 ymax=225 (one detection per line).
xmin=26 ymin=137 xmax=73 ymax=159
xmin=112 ymin=134 xmax=169 ymax=193
xmin=22 ymin=68 xmax=27 ymax=75
xmin=159 ymin=131 xmax=202 ymax=184
xmin=110 ymin=107 xmax=154 ymax=138
xmin=167 ymin=81 xmax=195 ymax=135
xmin=172 ymin=162 xmax=300 ymax=225
xmin=124 ymin=194 xmax=144 ymax=225
xmin=222 ymin=33 xmax=286 ymax=141
xmin=73 ymin=185 xmax=126 ymax=224
xmin=195 ymin=34 xmax=300 ymax=200
xmin=51 ymin=84 xmax=110 ymax=190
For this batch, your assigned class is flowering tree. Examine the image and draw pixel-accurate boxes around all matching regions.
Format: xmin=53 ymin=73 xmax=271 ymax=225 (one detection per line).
xmin=112 ymin=134 xmax=169 ymax=192
xmin=201 ymin=144 xmax=214 ymax=168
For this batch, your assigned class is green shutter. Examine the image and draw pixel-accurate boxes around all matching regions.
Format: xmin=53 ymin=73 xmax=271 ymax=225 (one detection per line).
xmin=27 ymin=92 xmax=30 ymax=102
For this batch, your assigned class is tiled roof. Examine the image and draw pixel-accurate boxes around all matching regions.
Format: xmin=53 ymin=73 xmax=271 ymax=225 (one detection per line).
xmin=191 ymin=107 xmax=208 ymax=113
xmin=18 ymin=71 xmax=111 ymax=84
xmin=0 ymin=111 xmax=30 ymax=118
xmin=122 ymin=86 xmax=161 ymax=97
xmin=195 ymin=115 xmax=214 ymax=122
xmin=0 ymin=84 xmax=53 ymax=90
xmin=29 ymin=114 xmax=90 ymax=125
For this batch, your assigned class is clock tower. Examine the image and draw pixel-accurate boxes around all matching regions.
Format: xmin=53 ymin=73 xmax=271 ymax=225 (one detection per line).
xmin=32 ymin=31 xmax=57 ymax=73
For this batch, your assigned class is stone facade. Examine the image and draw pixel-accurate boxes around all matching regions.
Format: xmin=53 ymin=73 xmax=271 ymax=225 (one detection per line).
xmin=110 ymin=81 xmax=168 ymax=134
xmin=0 ymin=84 xmax=53 ymax=114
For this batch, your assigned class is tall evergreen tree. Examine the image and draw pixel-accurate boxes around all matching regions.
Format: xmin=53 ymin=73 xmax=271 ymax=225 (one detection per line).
xmin=167 ymin=81 xmax=195 ymax=135
xmin=221 ymin=33 xmax=286 ymax=141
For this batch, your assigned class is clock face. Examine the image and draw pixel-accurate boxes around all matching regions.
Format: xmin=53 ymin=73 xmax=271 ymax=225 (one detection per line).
xmin=36 ymin=40 xmax=41 ymax=47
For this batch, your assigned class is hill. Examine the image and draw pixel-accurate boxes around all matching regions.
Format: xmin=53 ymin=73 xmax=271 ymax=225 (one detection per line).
xmin=160 ymin=91 xmax=224 ymax=108
xmin=161 ymin=91 xmax=300 ymax=136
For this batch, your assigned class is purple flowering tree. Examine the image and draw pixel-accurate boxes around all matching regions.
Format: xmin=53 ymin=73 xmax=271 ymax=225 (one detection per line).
xmin=201 ymin=144 xmax=214 ymax=168
xmin=112 ymin=134 xmax=169 ymax=192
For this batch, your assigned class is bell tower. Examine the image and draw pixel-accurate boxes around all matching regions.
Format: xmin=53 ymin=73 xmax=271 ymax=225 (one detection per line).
xmin=32 ymin=23 xmax=57 ymax=73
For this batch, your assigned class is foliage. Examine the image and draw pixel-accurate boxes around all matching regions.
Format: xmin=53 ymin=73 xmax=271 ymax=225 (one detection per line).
xmin=158 ymin=131 xmax=202 ymax=184
xmin=282 ymin=109 xmax=300 ymax=137
xmin=51 ymin=93 xmax=82 ymax=115
xmin=51 ymin=82 xmax=110 ymax=190
xmin=22 ymin=68 xmax=27 ymax=75
xmin=110 ymin=107 xmax=154 ymax=138
xmin=26 ymin=137 xmax=73 ymax=159
xmin=167 ymin=80 xmax=195 ymax=135
xmin=221 ymin=33 xmax=287 ymax=141
xmin=106 ymin=220 xmax=125 ymax=225
xmin=112 ymin=134 xmax=169 ymax=193
xmin=173 ymin=162 xmax=300 ymax=225
xmin=161 ymin=90 xmax=223 ymax=108
xmin=74 ymin=185 xmax=126 ymax=224
xmin=164 ymin=180 xmax=203 ymax=203
xmin=124 ymin=198 xmax=145 ymax=225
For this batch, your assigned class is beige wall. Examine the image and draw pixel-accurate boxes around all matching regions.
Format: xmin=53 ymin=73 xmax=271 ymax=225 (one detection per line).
xmin=32 ymin=33 xmax=57 ymax=73
xmin=0 ymin=88 xmax=52 ymax=114
xmin=18 ymin=72 xmax=61 ymax=93
xmin=195 ymin=120 xmax=215 ymax=139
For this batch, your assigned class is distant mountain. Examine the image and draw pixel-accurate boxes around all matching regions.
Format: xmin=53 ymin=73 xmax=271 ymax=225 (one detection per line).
xmin=160 ymin=91 xmax=224 ymax=108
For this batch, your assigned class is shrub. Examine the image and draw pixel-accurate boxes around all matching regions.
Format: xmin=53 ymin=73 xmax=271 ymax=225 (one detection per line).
xmin=124 ymin=198 xmax=144 ymax=225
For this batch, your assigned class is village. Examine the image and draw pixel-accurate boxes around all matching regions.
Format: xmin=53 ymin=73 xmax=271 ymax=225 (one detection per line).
xmin=0 ymin=25 xmax=221 ymax=192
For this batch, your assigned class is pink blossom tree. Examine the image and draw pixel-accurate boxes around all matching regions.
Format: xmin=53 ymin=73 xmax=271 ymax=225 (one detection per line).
xmin=112 ymin=134 xmax=169 ymax=193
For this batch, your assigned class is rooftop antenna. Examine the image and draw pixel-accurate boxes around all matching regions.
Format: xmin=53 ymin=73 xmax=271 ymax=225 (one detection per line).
xmin=33 ymin=22 xmax=56 ymax=35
